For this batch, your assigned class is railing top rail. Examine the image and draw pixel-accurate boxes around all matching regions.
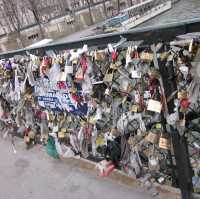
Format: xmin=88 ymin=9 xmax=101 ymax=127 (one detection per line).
xmin=1 ymin=17 xmax=200 ymax=59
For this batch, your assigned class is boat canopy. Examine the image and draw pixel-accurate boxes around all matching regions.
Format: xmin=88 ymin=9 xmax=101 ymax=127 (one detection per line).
xmin=102 ymin=14 xmax=129 ymax=27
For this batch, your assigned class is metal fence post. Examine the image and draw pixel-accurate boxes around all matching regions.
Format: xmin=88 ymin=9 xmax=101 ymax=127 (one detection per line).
xmin=158 ymin=56 xmax=193 ymax=199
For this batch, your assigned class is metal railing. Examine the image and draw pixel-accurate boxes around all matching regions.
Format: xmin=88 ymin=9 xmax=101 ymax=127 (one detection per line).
xmin=1 ymin=17 xmax=200 ymax=199
xmin=1 ymin=17 xmax=200 ymax=59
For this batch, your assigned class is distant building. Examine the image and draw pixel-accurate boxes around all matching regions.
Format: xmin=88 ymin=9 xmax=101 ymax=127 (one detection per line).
xmin=0 ymin=0 xmax=138 ymax=51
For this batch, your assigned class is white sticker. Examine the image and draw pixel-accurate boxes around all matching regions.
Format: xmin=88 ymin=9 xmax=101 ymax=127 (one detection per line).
xmin=147 ymin=99 xmax=162 ymax=113
xmin=108 ymin=44 xmax=114 ymax=53
xmin=149 ymin=158 xmax=158 ymax=166
xmin=53 ymin=126 xmax=59 ymax=133
xmin=131 ymin=70 xmax=141 ymax=78
xmin=65 ymin=65 xmax=73 ymax=74
xmin=105 ymin=88 xmax=110 ymax=95
xmin=59 ymin=72 xmax=67 ymax=82
xmin=82 ymin=44 xmax=88 ymax=53
xmin=144 ymin=91 xmax=151 ymax=99
xmin=179 ymin=65 xmax=188 ymax=74
xmin=189 ymin=39 xmax=193 ymax=53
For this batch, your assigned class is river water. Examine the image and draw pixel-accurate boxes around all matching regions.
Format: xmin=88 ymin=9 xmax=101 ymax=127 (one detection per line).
xmin=139 ymin=0 xmax=200 ymax=27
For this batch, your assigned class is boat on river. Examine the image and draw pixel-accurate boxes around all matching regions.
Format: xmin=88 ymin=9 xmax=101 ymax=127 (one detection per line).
xmin=99 ymin=0 xmax=172 ymax=32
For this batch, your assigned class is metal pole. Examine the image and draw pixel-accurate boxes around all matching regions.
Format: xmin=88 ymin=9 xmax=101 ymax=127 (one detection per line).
xmin=158 ymin=54 xmax=193 ymax=199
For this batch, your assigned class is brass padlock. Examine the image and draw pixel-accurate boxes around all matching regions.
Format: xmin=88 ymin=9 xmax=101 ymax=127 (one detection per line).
xmin=177 ymin=90 xmax=188 ymax=100
xmin=58 ymin=130 xmax=65 ymax=139
xmin=94 ymin=50 xmax=105 ymax=61
xmin=140 ymin=52 xmax=153 ymax=61
xmin=159 ymin=136 xmax=171 ymax=150
xmin=29 ymin=131 xmax=35 ymax=139
xmin=103 ymin=69 xmax=114 ymax=82
xmin=131 ymin=104 xmax=138 ymax=113
xmin=110 ymin=63 xmax=117 ymax=70
xmin=160 ymin=52 xmax=169 ymax=61
xmin=128 ymin=136 xmax=136 ymax=146
xmin=145 ymin=131 xmax=159 ymax=144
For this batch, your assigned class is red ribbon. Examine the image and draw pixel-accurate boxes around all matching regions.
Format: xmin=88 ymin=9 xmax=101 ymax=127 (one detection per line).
xmin=132 ymin=50 xmax=139 ymax=59
xmin=80 ymin=56 xmax=88 ymax=73
xmin=112 ymin=51 xmax=118 ymax=62
xmin=180 ymin=99 xmax=190 ymax=109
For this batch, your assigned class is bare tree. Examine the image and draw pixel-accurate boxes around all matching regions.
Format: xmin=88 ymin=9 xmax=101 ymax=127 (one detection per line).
xmin=25 ymin=0 xmax=45 ymax=39
xmin=103 ymin=0 xmax=108 ymax=18
xmin=58 ymin=0 xmax=70 ymax=15
xmin=117 ymin=0 xmax=120 ymax=14
xmin=85 ymin=0 xmax=94 ymax=25
xmin=129 ymin=0 xmax=133 ymax=7
xmin=0 ymin=4 xmax=12 ymax=34
xmin=1 ymin=0 xmax=24 ymax=48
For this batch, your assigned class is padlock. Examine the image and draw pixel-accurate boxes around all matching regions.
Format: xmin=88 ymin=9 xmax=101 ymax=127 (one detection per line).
xmin=58 ymin=71 xmax=67 ymax=82
xmin=111 ymin=128 xmax=120 ymax=137
xmin=53 ymin=125 xmax=59 ymax=133
xmin=148 ymin=68 xmax=160 ymax=79
xmin=75 ymin=67 xmax=84 ymax=81
xmin=131 ymin=104 xmax=138 ymax=113
xmin=103 ymin=69 xmax=114 ymax=82
xmin=128 ymin=136 xmax=136 ymax=146
xmin=131 ymin=70 xmax=141 ymax=78
xmin=65 ymin=64 xmax=73 ymax=74
xmin=148 ymin=155 xmax=160 ymax=171
xmin=110 ymin=63 xmax=117 ymax=70
xmin=177 ymin=90 xmax=188 ymax=100
xmin=72 ymin=59 xmax=78 ymax=65
xmin=29 ymin=130 xmax=35 ymax=139
xmin=145 ymin=131 xmax=159 ymax=144
xmin=178 ymin=115 xmax=186 ymax=127
xmin=159 ymin=136 xmax=171 ymax=150
xmin=110 ymin=61 xmax=122 ymax=70
xmin=58 ymin=130 xmax=65 ymax=139
xmin=94 ymin=50 xmax=105 ymax=61
xmin=160 ymin=52 xmax=169 ymax=61
xmin=40 ymin=57 xmax=51 ymax=77
xmin=140 ymin=52 xmax=153 ymax=61
xmin=96 ymin=134 xmax=105 ymax=146
xmin=147 ymin=99 xmax=162 ymax=113
xmin=155 ymin=123 xmax=162 ymax=129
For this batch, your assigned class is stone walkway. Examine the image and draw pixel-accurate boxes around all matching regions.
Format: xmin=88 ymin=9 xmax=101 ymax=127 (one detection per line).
xmin=0 ymin=138 xmax=154 ymax=199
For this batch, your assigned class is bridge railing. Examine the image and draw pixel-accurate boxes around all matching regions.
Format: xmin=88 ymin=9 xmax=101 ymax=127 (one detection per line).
xmin=1 ymin=17 xmax=200 ymax=199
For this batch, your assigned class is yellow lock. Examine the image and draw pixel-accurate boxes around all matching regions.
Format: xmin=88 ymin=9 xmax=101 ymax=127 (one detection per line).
xmin=177 ymin=90 xmax=187 ymax=100
xmin=29 ymin=131 xmax=35 ymax=139
xmin=128 ymin=136 xmax=135 ymax=145
xmin=131 ymin=105 xmax=138 ymax=113
xmin=96 ymin=135 xmax=105 ymax=146
xmin=58 ymin=131 xmax=65 ymax=138
xmin=72 ymin=59 xmax=78 ymax=65
xmin=160 ymin=52 xmax=169 ymax=61
xmin=156 ymin=123 xmax=162 ymax=129
xmin=89 ymin=117 xmax=96 ymax=124
xmin=61 ymin=128 xmax=67 ymax=133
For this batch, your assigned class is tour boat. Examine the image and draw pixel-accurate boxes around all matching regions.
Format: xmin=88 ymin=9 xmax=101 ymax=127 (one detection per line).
xmin=101 ymin=0 xmax=172 ymax=32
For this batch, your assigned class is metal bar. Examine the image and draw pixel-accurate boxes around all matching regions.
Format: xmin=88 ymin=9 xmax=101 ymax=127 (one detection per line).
xmin=159 ymin=55 xmax=193 ymax=199
xmin=0 ymin=15 xmax=199 ymax=199
xmin=1 ymin=17 xmax=200 ymax=59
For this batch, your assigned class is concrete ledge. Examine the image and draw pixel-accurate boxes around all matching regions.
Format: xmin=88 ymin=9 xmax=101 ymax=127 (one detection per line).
xmin=60 ymin=156 xmax=200 ymax=199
